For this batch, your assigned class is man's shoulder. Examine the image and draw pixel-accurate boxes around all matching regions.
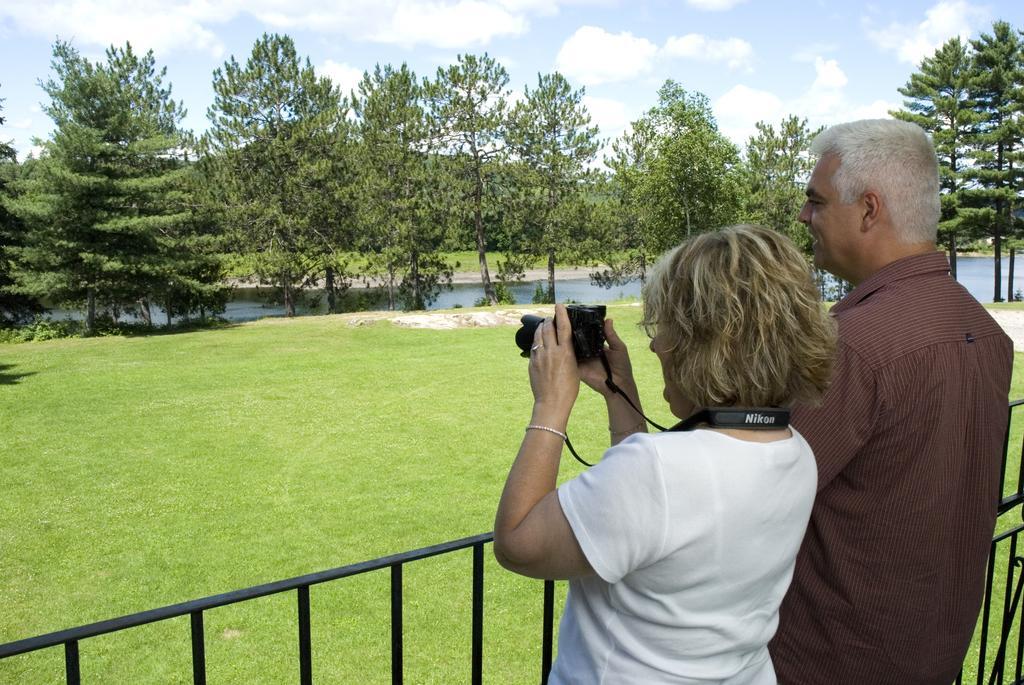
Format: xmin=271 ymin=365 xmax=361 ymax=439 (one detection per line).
xmin=836 ymin=274 xmax=1009 ymax=366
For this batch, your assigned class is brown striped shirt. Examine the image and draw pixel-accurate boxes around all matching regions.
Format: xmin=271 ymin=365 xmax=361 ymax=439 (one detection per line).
xmin=769 ymin=251 xmax=1013 ymax=685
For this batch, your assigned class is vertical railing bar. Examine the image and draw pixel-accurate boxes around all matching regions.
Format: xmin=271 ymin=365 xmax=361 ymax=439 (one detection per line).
xmin=1001 ymin=537 xmax=1019 ymax=680
xmin=1013 ymin=407 xmax=1023 ymax=502
xmin=64 ymin=640 xmax=80 ymax=685
xmin=988 ymin=557 xmax=1024 ymax=685
xmin=190 ymin=610 xmax=206 ymax=685
xmin=541 ymin=580 xmax=555 ymax=685
xmin=298 ymin=586 xmax=312 ymax=685
xmin=980 ymin=539 xmax=999 ymax=684
xmin=1017 ymin=552 xmax=1024 ymax=683
xmin=391 ymin=564 xmax=403 ymax=685
xmin=1000 ymin=410 xmax=1012 ymax=501
xmin=471 ymin=543 xmax=484 ymax=685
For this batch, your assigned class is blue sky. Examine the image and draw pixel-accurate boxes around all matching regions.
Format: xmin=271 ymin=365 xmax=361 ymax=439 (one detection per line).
xmin=1 ymin=0 xmax=1022 ymax=162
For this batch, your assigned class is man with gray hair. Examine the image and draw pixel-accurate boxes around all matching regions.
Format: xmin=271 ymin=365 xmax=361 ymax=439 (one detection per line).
xmin=769 ymin=119 xmax=1013 ymax=683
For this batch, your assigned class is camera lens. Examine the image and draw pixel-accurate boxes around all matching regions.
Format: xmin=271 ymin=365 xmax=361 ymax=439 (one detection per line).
xmin=515 ymin=315 xmax=545 ymax=357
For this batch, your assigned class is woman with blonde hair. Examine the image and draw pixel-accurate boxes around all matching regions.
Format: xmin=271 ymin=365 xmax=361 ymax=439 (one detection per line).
xmin=494 ymin=225 xmax=836 ymax=684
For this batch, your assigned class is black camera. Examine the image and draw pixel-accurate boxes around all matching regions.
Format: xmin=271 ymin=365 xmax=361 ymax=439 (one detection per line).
xmin=515 ymin=304 xmax=607 ymax=360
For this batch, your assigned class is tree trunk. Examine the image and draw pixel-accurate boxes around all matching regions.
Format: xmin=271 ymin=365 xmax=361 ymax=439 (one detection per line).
xmin=994 ymin=220 xmax=1004 ymax=302
xmin=138 ymin=298 xmax=152 ymax=327
xmin=326 ymin=266 xmax=337 ymax=314
xmin=86 ymin=288 xmax=96 ymax=336
xmin=410 ymin=250 xmax=422 ymax=311
xmin=282 ymin=272 xmax=296 ymax=317
xmin=165 ymin=300 xmax=172 ymax=326
xmin=547 ymin=249 xmax=556 ymax=304
xmin=387 ymin=263 xmax=396 ymax=311
xmin=994 ymin=144 xmax=1005 ymax=302
xmin=1009 ymin=248 xmax=1016 ymax=302
xmin=948 ymin=234 xmax=957 ymax=280
xmin=474 ymin=180 xmax=497 ymax=305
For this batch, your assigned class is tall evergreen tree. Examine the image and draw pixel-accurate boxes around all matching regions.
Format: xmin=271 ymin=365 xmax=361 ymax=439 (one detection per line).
xmin=424 ymin=53 xmax=510 ymax=305
xmin=353 ymin=63 xmax=451 ymax=311
xmin=204 ymin=33 xmax=352 ymax=316
xmin=507 ymin=72 xmax=600 ymax=303
xmin=5 ymin=42 xmax=196 ymax=334
xmin=743 ymin=115 xmax=819 ymax=251
xmin=962 ymin=21 xmax=1024 ymax=301
xmin=0 ymin=90 xmax=43 ymax=325
xmin=892 ymin=36 xmax=978 ymax=275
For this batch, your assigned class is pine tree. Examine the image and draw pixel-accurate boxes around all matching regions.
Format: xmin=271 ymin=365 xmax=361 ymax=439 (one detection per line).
xmin=204 ymin=33 xmax=352 ymax=316
xmin=424 ymin=54 xmax=510 ymax=305
xmin=743 ymin=115 xmax=820 ymax=251
xmin=5 ymin=42 xmax=197 ymax=334
xmin=0 ymin=90 xmax=43 ymax=325
xmin=962 ymin=21 xmax=1024 ymax=301
xmin=353 ymin=63 xmax=451 ymax=311
xmin=892 ymin=36 xmax=978 ymax=276
xmin=507 ymin=72 xmax=600 ymax=303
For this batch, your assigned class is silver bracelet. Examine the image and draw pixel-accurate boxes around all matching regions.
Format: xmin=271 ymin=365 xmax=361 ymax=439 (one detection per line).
xmin=610 ymin=421 xmax=645 ymax=437
xmin=525 ymin=424 xmax=568 ymax=441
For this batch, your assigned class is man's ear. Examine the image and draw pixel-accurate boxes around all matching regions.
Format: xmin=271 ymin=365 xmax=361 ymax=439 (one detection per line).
xmin=860 ymin=190 xmax=882 ymax=232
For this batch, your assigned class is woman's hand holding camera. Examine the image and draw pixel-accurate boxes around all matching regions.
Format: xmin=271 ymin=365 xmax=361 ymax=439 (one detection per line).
xmin=578 ymin=318 xmax=636 ymax=398
xmin=528 ymin=304 xmax=581 ymax=428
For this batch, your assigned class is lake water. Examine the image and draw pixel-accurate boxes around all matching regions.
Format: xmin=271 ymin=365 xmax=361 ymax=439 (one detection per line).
xmin=44 ymin=255 xmax=1024 ymax=325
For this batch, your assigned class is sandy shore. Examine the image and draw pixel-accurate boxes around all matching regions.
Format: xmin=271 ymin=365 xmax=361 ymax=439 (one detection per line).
xmin=988 ymin=311 xmax=1024 ymax=350
xmin=345 ymin=302 xmax=1024 ymax=352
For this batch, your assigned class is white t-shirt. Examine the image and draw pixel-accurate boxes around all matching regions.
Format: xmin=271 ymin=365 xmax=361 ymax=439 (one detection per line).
xmin=551 ymin=428 xmax=816 ymax=685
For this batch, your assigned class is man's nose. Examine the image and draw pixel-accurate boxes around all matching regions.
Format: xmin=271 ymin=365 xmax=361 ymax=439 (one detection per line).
xmin=798 ymin=203 xmax=811 ymax=226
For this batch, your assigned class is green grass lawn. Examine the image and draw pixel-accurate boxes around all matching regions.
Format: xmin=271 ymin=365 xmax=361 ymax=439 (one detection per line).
xmin=1 ymin=303 xmax=1023 ymax=683
xmin=0 ymin=304 xmax=664 ymax=683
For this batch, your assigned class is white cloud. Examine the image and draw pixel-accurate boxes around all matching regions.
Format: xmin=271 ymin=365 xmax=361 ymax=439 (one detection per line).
xmin=844 ymin=99 xmax=899 ymax=122
xmin=555 ymin=26 xmax=658 ymax=85
xmin=369 ymin=1 xmax=528 ymax=48
xmin=714 ymin=85 xmax=785 ymax=145
xmin=713 ymin=57 xmax=899 ymax=150
xmin=685 ymin=0 xmax=748 ymax=10
xmin=0 ymin=0 xmax=228 ymax=57
xmin=811 ymin=57 xmax=847 ymax=90
xmin=865 ymin=0 xmax=989 ymax=65
xmin=662 ymin=33 xmax=754 ymax=71
xmin=0 ymin=0 xmax=607 ymax=56
xmin=10 ymin=118 xmax=33 ymax=130
xmin=582 ymin=94 xmax=629 ymax=139
xmin=319 ymin=60 xmax=364 ymax=97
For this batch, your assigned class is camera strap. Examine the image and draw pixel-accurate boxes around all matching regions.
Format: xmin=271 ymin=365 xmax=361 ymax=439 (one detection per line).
xmin=561 ymin=352 xmax=790 ymax=467
xmin=667 ymin=408 xmax=790 ymax=432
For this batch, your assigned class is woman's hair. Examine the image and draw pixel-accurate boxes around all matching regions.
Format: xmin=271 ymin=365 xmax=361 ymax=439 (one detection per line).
xmin=641 ymin=224 xmax=836 ymax=408
xmin=810 ymin=118 xmax=940 ymax=244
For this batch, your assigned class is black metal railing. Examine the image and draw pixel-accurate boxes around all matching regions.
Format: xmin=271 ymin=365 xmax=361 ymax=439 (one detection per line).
xmin=0 ymin=532 xmax=557 ymax=685
xmin=961 ymin=399 xmax=1024 ymax=685
xmin=4 ymin=399 xmax=1024 ymax=684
